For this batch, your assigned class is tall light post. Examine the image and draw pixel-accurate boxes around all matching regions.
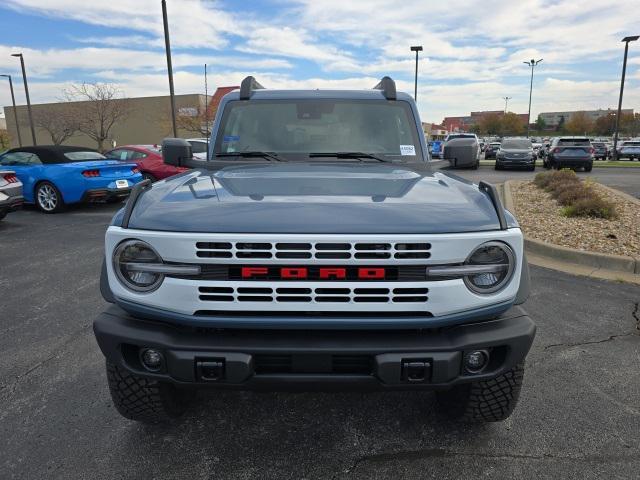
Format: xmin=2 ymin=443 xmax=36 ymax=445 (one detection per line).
xmin=524 ymin=58 xmax=542 ymax=138
xmin=161 ymin=0 xmax=178 ymax=137
xmin=410 ymin=46 xmax=423 ymax=101
xmin=0 ymin=74 xmax=22 ymax=147
xmin=502 ymin=96 xmax=512 ymax=114
xmin=612 ymin=35 xmax=639 ymax=160
xmin=11 ymin=53 xmax=36 ymax=145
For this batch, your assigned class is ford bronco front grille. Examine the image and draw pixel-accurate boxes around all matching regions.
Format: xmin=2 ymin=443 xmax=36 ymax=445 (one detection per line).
xmin=196 ymin=241 xmax=431 ymax=261
xmin=198 ymin=286 xmax=429 ymax=304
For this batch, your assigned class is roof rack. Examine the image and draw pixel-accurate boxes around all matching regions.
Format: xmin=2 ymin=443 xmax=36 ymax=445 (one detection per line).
xmin=373 ymin=76 xmax=397 ymax=100
xmin=239 ymin=76 xmax=265 ymax=100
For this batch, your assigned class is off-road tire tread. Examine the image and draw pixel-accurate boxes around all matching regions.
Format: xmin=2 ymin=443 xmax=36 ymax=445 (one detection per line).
xmin=106 ymin=361 xmax=188 ymax=423
xmin=437 ymin=362 xmax=525 ymax=422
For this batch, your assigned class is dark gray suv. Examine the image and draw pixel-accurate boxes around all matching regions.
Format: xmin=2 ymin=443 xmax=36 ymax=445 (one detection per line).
xmin=543 ymin=137 xmax=593 ymax=171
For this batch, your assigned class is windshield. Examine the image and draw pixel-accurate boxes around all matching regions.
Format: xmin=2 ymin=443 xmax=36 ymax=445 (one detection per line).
xmin=501 ymin=139 xmax=532 ymax=149
xmin=214 ymin=99 xmax=423 ymax=160
xmin=558 ymin=138 xmax=590 ymax=146
xmin=63 ymin=151 xmax=107 ymax=161
xmin=623 ymin=141 xmax=640 ymax=146
xmin=447 ymin=134 xmax=475 ymax=140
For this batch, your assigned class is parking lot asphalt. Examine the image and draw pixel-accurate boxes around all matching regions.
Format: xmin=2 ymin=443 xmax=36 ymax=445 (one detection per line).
xmin=1 ymin=182 xmax=640 ymax=479
xmin=435 ymin=163 xmax=640 ymax=199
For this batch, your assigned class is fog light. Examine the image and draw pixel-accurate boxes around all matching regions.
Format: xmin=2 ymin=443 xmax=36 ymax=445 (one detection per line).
xmin=140 ymin=348 xmax=163 ymax=371
xmin=465 ymin=350 xmax=488 ymax=372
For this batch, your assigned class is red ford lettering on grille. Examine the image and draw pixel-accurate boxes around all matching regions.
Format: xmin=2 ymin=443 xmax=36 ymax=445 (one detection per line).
xmin=240 ymin=266 xmax=387 ymax=280
xmin=281 ymin=267 xmax=308 ymax=279
xmin=241 ymin=267 xmax=269 ymax=278
xmin=319 ymin=268 xmax=346 ymax=280
xmin=357 ymin=268 xmax=386 ymax=279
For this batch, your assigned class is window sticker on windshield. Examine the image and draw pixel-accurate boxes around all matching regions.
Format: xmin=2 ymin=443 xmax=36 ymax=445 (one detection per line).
xmin=400 ymin=145 xmax=416 ymax=155
xmin=223 ymin=135 xmax=240 ymax=143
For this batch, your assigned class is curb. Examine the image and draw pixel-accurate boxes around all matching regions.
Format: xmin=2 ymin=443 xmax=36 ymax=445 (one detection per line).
xmin=502 ymin=180 xmax=640 ymax=276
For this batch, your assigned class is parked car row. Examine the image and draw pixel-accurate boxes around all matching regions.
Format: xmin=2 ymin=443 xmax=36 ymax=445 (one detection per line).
xmin=0 ymin=137 xmax=210 ymax=220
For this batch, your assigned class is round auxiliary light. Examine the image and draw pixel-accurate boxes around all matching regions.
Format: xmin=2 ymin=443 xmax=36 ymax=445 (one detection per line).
xmin=465 ymin=350 xmax=489 ymax=373
xmin=140 ymin=348 xmax=164 ymax=372
xmin=463 ymin=241 xmax=515 ymax=295
xmin=113 ymin=239 xmax=164 ymax=292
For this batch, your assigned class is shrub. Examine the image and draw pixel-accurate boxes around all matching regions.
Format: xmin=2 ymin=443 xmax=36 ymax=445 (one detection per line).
xmin=533 ymin=169 xmax=616 ymax=220
xmin=562 ymin=196 xmax=617 ymax=220
xmin=554 ymin=184 xmax=592 ymax=206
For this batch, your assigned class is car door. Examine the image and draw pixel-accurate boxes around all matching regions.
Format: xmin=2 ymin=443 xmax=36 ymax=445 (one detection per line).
xmin=0 ymin=151 xmax=43 ymax=202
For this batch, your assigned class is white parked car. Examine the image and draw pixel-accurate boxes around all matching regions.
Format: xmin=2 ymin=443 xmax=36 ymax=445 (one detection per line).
xmin=186 ymin=138 xmax=209 ymax=160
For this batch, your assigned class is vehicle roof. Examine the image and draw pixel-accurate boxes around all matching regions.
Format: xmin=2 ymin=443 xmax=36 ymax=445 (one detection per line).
xmin=222 ymin=88 xmax=414 ymax=102
xmin=109 ymin=145 xmax=160 ymax=150
xmin=5 ymin=145 xmax=101 ymax=164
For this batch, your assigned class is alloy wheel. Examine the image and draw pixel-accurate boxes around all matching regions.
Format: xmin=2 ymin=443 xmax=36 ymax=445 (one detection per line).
xmin=37 ymin=184 xmax=58 ymax=211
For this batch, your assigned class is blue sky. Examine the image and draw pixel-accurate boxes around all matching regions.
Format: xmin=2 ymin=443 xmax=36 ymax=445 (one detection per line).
xmin=0 ymin=0 xmax=639 ymax=124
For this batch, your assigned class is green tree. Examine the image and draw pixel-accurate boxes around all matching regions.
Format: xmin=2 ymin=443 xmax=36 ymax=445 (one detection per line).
xmin=535 ymin=115 xmax=546 ymax=131
xmin=0 ymin=129 xmax=10 ymax=150
xmin=556 ymin=115 xmax=566 ymax=133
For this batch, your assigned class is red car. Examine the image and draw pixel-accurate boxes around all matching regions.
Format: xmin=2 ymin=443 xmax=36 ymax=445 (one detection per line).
xmin=105 ymin=145 xmax=188 ymax=181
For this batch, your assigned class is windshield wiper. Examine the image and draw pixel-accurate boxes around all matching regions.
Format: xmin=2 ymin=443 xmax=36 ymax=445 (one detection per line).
xmin=308 ymin=152 xmax=392 ymax=162
xmin=215 ymin=151 xmax=283 ymax=162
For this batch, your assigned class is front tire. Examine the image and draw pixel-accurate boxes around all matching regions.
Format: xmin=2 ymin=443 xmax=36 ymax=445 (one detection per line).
xmin=106 ymin=361 xmax=191 ymax=423
xmin=436 ymin=363 xmax=525 ymax=422
xmin=35 ymin=181 xmax=65 ymax=213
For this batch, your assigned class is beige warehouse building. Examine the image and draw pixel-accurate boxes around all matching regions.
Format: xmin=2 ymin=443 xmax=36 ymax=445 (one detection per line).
xmin=3 ymin=93 xmax=212 ymax=150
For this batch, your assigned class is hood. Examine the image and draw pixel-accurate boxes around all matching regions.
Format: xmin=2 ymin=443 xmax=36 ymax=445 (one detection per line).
xmin=126 ymin=162 xmax=515 ymax=234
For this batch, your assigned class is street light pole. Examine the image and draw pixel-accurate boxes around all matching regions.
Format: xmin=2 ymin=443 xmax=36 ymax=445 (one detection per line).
xmin=410 ymin=46 xmax=423 ymax=101
xmin=612 ymin=35 xmax=639 ymax=160
xmin=0 ymin=74 xmax=22 ymax=147
xmin=523 ymin=58 xmax=542 ymax=138
xmin=11 ymin=53 xmax=36 ymax=145
xmin=502 ymin=96 xmax=512 ymax=114
xmin=161 ymin=0 xmax=178 ymax=138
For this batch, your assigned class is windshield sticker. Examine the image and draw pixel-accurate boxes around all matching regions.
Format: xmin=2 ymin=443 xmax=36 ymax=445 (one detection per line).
xmin=223 ymin=135 xmax=240 ymax=143
xmin=400 ymin=145 xmax=416 ymax=156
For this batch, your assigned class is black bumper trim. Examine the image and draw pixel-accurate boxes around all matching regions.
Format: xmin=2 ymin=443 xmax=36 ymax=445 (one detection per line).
xmin=81 ymin=187 xmax=132 ymax=202
xmin=93 ymin=304 xmax=536 ymax=390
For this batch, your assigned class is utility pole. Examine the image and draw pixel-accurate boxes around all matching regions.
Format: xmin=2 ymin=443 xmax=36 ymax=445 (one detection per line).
xmin=612 ymin=36 xmax=639 ymax=160
xmin=410 ymin=46 xmax=423 ymax=101
xmin=502 ymin=96 xmax=512 ymax=114
xmin=524 ymin=58 xmax=543 ymax=138
xmin=162 ymin=0 xmax=178 ymax=137
xmin=204 ymin=64 xmax=209 ymax=159
xmin=0 ymin=74 xmax=22 ymax=146
xmin=11 ymin=53 xmax=36 ymax=145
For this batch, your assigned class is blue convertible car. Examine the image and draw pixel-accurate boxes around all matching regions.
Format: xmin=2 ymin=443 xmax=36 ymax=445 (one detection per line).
xmin=0 ymin=145 xmax=143 ymax=213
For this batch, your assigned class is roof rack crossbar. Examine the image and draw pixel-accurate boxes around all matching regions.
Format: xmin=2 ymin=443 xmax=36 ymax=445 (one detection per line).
xmin=239 ymin=76 xmax=265 ymax=100
xmin=373 ymin=76 xmax=397 ymax=100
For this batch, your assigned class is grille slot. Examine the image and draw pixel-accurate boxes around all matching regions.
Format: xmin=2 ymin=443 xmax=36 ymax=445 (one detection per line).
xmin=194 ymin=240 xmax=432 ymax=262
xmin=253 ymin=354 xmax=372 ymax=375
xmin=197 ymin=286 xmax=429 ymax=304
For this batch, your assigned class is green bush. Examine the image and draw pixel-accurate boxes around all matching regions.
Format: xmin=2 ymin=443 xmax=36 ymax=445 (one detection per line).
xmin=554 ymin=184 xmax=592 ymax=206
xmin=562 ymin=197 xmax=617 ymax=220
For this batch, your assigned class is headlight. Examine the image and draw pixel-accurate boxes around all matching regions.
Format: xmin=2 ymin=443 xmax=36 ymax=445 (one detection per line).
xmin=426 ymin=241 xmax=515 ymax=295
xmin=113 ymin=240 xmax=164 ymax=292
xmin=463 ymin=242 xmax=515 ymax=294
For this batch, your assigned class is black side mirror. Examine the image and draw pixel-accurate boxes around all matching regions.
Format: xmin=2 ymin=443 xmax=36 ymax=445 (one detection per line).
xmin=162 ymin=138 xmax=192 ymax=167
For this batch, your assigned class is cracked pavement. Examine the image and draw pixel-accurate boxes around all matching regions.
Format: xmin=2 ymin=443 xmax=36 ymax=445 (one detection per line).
xmin=1 ymin=203 xmax=639 ymax=479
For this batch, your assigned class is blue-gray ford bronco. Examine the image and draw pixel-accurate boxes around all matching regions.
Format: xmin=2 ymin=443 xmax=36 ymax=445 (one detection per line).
xmin=94 ymin=76 xmax=535 ymax=423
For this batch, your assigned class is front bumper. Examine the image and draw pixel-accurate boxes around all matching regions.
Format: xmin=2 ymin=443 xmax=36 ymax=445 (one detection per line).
xmin=93 ymin=304 xmax=536 ymax=390
xmin=496 ymin=157 xmax=535 ymax=168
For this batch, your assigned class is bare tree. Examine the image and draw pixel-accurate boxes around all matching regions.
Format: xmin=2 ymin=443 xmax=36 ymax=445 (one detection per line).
xmin=176 ymin=106 xmax=214 ymax=138
xmin=64 ymin=83 xmax=130 ymax=151
xmin=34 ymin=108 xmax=79 ymax=145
